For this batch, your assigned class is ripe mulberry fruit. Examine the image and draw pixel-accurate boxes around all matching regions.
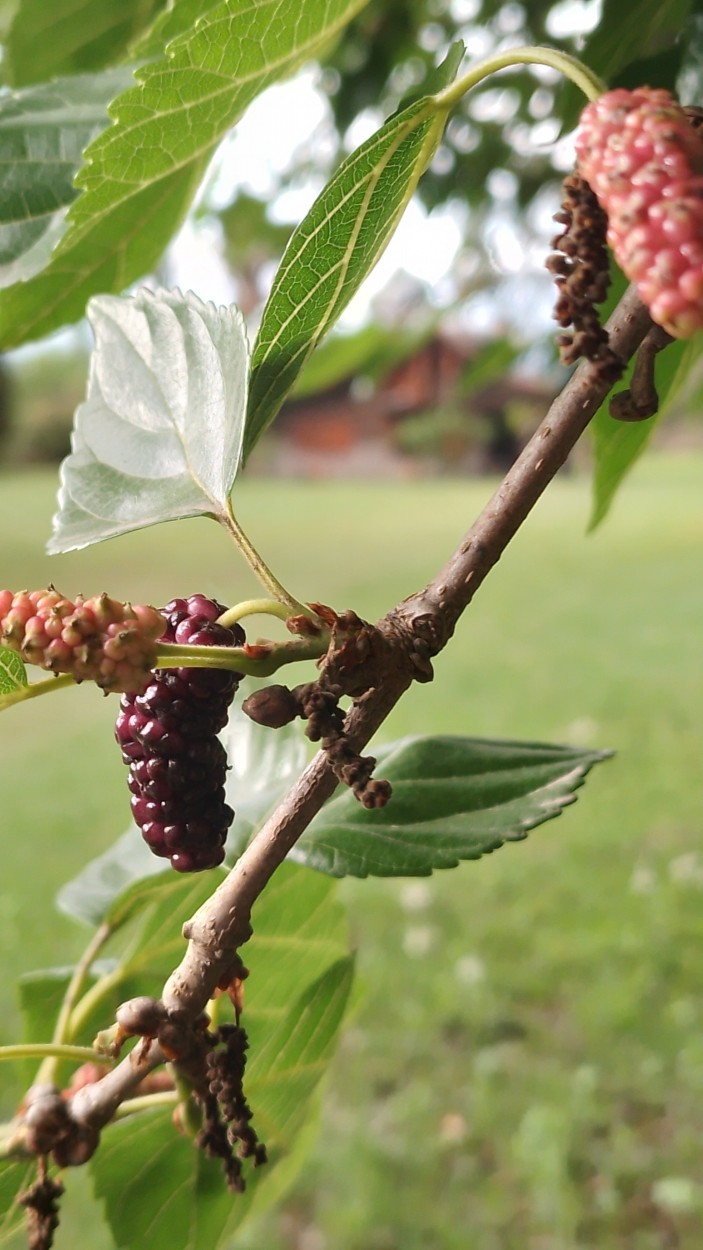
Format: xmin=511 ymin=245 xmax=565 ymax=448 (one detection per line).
xmin=0 ymin=589 xmax=165 ymax=693
xmin=115 ymin=595 xmax=245 ymax=872
xmin=576 ymin=87 xmax=703 ymax=338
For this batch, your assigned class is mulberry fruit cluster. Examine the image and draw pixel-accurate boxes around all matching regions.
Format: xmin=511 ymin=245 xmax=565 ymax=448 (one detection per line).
xmin=576 ymin=87 xmax=703 ymax=338
xmin=115 ymin=595 xmax=245 ymax=873
xmin=197 ymin=1023 xmax=267 ymax=1192
xmin=0 ymin=588 xmax=165 ymax=693
xmin=243 ymin=679 xmax=392 ymax=809
xmin=546 ymin=171 xmax=623 ymax=380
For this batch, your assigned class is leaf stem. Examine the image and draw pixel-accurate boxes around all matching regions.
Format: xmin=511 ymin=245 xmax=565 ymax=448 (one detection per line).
xmin=112 ymin=1091 xmax=178 ymax=1119
xmin=435 ymin=44 xmax=606 ymax=111
xmin=222 ymin=503 xmax=316 ymax=620
xmin=217 ymin=598 xmax=297 ymax=627
xmin=0 ymin=1120 xmax=27 ymax=1159
xmin=65 ymin=961 xmax=136 ymax=1043
xmin=0 ymin=672 xmax=75 ymax=713
xmin=0 ymin=1043 xmax=102 ymax=1064
xmin=33 ymin=922 xmax=113 ymax=1088
xmin=54 ymin=923 xmax=111 ymax=1048
xmin=155 ymin=635 xmax=328 ymax=675
xmin=170 ymin=1068 xmax=202 ymax=1137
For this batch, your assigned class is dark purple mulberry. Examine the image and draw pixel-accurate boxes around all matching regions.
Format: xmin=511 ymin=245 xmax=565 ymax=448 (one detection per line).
xmin=115 ymin=595 xmax=245 ymax=872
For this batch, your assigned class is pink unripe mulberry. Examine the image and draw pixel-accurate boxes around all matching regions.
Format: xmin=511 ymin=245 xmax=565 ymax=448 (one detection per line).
xmin=576 ymin=87 xmax=703 ymax=337
xmin=0 ymin=588 xmax=166 ymax=693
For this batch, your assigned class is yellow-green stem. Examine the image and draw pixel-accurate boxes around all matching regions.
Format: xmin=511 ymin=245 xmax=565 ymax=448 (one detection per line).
xmin=223 ymin=504 xmax=314 ymax=619
xmin=171 ymin=1068 xmax=202 ymax=1137
xmin=217 ymin=598 xmax=296 ymax=627
xmin=0 ymin=672 xmax=74 ymax=712
xmin=34 ymin=921 xmax=112 ymax=1087
xmin=52 ymin=922 xmax=112 ymax=1046
xmin=113 ymin=1091 xmax=178 ymax=1119
xmin=436 ymin=44 xmax=606 ymax=111
xmin=0 ymin=1044 xmax=102 ymax=1064
xmin=64 ymin=966 xmax=126 ymax=1042
xmin=155 ymin=634 xmax=328 ymax=675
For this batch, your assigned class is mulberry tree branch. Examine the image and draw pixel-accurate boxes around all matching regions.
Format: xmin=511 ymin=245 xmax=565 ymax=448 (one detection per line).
xmin=68 ymin=284 xmax=652 ymax=1134
xmin=393 ymin=284 xmax=651 ymax=642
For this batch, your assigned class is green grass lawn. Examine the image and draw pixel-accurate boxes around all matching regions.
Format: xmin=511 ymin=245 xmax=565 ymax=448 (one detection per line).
xmin=1 ymin=456 xmax=703 ymax=1247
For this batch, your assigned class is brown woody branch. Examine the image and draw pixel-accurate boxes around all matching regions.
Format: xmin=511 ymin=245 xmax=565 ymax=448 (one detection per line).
xmin=67 ymin=284 xmax=653 ymax=1134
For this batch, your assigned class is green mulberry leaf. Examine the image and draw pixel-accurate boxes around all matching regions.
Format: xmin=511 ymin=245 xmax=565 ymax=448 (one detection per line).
xmin=0 ymin=67 xmax=135 ymax=287
xmin=0 ymin=0 xmax=367 ymax=348
xmin=48 ymin=286 xmax=249 ymax=552
xmin=0 ymin=1159 xmax=36 ymax=1247
xmin=589 ymin=334 xmax=698 ymax=530
xmin=0 ymin=648 xmax=27 ymax=695
xmin=4 ymin=0 xmax=164 ymax=86
xmin=292 ymin=735 xmax=611 ymax=878
xmin=245 ymin=91 xmax=451 ymax=456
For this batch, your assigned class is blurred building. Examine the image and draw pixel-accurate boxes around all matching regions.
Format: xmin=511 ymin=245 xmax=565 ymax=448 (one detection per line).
xmin=261 ymin=331 xmax=556 ymax=477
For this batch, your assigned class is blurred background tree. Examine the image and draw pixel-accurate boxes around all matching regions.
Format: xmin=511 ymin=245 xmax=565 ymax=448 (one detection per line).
xmin=205 ymin=0 xmax=703 ymax=329
xmin=3 ymin=0 xmax=703 ymax=464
